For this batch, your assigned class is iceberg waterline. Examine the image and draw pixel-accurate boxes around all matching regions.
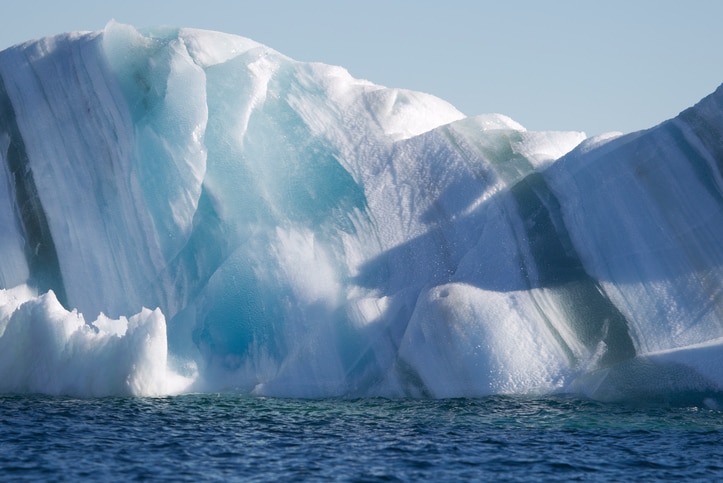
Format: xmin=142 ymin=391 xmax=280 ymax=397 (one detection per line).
xmin=1 ymin=22 xmax=722 ymax=399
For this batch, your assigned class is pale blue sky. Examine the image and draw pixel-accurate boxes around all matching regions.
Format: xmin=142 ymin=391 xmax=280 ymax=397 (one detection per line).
xmin=2 ymin=1 xmax=723 ymax=136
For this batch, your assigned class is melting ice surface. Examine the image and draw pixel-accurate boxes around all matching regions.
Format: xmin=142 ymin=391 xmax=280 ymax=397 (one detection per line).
xmin=1 ymin=22 xmax=722 ymax=399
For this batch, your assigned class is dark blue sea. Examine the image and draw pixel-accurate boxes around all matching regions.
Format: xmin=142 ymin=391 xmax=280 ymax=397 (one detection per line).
xmin=2 ymin=394 xmax=723 ymax=481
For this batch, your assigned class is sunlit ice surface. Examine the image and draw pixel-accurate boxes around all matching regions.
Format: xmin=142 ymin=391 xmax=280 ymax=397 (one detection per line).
xmin=0 ymin=22 xmax=722 ymax=401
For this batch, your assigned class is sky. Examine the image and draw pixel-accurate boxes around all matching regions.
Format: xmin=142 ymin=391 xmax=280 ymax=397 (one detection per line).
xmin=2 ymin=1 xmax=723 ymax=137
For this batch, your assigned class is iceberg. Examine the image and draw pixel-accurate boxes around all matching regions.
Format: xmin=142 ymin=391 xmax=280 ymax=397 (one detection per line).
xmin=1 ymin=22 xmax=722 ymax=400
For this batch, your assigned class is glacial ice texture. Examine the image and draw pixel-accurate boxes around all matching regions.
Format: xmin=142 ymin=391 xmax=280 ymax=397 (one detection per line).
xmin=0 ymin=22 xmax=722 ymax=399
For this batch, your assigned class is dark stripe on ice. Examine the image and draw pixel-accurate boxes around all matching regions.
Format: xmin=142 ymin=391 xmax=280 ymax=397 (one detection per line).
xmin=0 ymin=76 xmax=68 ymax=306
xmin=510 ymin=172 xmax=636 ymax=367
xmin=668 ymin=117 xmax=723 ymax=204
xmin=678 ymin=90 xmax=723 ymax=190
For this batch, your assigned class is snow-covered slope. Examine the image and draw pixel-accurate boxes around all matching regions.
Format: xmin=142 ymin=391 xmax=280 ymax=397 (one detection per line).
xmin=0 ymin=23 xmax=721 ymax=400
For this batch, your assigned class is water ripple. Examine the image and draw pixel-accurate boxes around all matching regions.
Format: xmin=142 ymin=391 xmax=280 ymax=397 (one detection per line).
xmin=1 ymin=395 xmax=722 ymax=481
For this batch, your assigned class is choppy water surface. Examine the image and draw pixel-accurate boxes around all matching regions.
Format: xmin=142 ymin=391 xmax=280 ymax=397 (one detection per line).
xmin=2 ymin=394 xmax=723 ymax=481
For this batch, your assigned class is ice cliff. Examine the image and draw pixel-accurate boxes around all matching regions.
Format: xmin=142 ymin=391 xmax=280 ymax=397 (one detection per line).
xmin=0 ymin=22 xmax=722 ymax=400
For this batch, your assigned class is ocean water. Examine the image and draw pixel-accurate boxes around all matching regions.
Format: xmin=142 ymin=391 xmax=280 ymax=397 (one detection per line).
xmin=2 ymin=395 xmax=723 ymax=481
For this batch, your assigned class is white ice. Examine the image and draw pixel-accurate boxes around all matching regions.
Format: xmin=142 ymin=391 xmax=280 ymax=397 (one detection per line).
xmin=0 ymin=23 xmax=722 ymax=400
